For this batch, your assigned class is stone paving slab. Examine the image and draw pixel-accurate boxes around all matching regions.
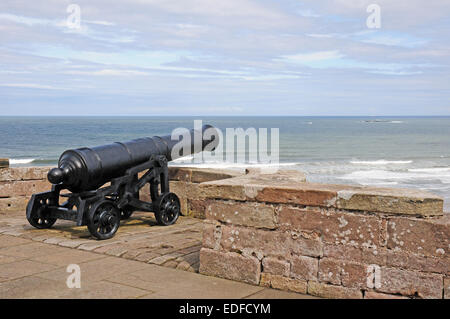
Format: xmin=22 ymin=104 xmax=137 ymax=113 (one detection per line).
xmin=0 ymin=210 xmax=204 ymax=273
xmin=0 ymin=234 xmax=315 ymax=299
xmin=0 ymin=210 xmax=317 ymax=298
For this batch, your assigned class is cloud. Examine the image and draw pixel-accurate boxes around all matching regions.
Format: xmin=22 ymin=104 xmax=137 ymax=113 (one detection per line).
xmin=64 ymin=69 xmax=150 ymax=76
xmin=297 ymin=9 xmax=321 ymax=18
xmin=0 ymin=83 xmax=65 ymax=90
xmin=0 ymin=0 xmax=449 ymax=115
xmin=279 ymin=51 xmax=344 ymax=64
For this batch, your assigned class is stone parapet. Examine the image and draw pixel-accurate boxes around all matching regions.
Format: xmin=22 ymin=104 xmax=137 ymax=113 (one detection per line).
xmin=198 ymin=170 xmax=449 ymax=299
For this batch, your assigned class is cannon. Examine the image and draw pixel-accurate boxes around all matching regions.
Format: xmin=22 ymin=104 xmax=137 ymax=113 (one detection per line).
xmin=26 ymin=125 xmax=219 ymax=240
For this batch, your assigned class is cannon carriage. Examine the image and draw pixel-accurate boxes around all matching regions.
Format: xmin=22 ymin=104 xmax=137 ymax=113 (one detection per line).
xmin=26 ymin=125 xmax=218 ymax=240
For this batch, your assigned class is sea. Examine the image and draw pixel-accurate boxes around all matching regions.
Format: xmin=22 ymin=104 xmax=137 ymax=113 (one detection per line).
xmin=1 ymin=116 xmax=449 ymax=212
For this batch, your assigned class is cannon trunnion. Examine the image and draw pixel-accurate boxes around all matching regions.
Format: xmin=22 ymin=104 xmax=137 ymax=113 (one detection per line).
xmin=26 ymin=125 xmax=218 ymax=240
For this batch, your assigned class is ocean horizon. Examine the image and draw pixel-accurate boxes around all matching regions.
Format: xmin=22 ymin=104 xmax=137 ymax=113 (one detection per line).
xmin=1 ymin=116 xmax=449 ymax=212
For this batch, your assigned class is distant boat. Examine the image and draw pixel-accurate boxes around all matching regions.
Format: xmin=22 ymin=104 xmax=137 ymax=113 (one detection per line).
xmin=363 ymin=119 xmax=390 ymax=123
xmin=362 ymin=119 xmax=403 ymax=123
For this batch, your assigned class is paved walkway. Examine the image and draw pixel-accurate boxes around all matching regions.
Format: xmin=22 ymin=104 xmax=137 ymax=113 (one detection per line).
xmin=0 ymin=211 xmax=204 ymax=272
xmin=0 ymin=210 xmax=316 ymax=298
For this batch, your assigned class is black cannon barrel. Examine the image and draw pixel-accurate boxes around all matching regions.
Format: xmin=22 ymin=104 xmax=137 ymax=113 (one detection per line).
xmin=48 ymin=124 xmax=219 ymax=193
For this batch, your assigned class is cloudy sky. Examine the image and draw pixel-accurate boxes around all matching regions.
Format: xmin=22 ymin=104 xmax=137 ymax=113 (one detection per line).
xmin=0 ymin=0 xmax=449 ymax=116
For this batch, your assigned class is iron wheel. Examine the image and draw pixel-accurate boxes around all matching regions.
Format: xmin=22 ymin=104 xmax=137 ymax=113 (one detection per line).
xmin=154 ymin=192 xmax=180 ymax=226
xmin=26 ymin=198 xmax=57 ymax=229
xmin=87 ymin=199 xmax=120 ymax=240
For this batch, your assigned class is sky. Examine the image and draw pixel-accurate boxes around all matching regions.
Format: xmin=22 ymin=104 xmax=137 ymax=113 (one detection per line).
xmin=0 ymin=0 xmax=449 ymax=116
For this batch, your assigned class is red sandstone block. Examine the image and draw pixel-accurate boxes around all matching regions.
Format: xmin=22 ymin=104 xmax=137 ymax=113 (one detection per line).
xmin=262 ymin=257 xmax=290 ymax=276
xmin=199 ymin=248 xmax=261 ymax=285
xmin=202 ymin=174 xmax=443 ymax=216
xmin=220 ymin=224 xmax=323 ymax=258
xmin=0 ymin=167 xmax=50 ymax=181
xmin=278 ymin=206 xmax=385 ymax=248
xmin=364 ymin=291 xmax=409 ymax=299
xmin=202 ymin=220 xmax=221 ymax=250
xmin=168 ymin=181 xmax=188 ymax=213
xmin=291 ymin=255 xmax=319 ymax=281
xmin=0 ymin=196 xmax=29 ymax=212
xmin=190 ymin=168 xmax=241 ymax=183
xmin=201 ymin=177 xmax=337 ymax=206
xmin=0 ymin=179 xmax=50 ymax=197
xmin=169 ymin=167 xmax=240 ymax=183
xmin=336 ymin=188 xmax=443 ymax=217
xmin=188 ymin=199 xmax=207 ymax=219
xmin=318 ymin=257 xmax=368 ymax=289
xmin=168 ymin=167 xmax=193 ymax=182
xmin=323 ymin=243 xmax=387 ymax=266
xmin=444 ymin=278 xmax=450 ymax=299
xmin=385 ymin=249 xmax=449 ymax=275
xmin=387 ymin=215 xmax=449 ymax=258
xmin=256 ymin=187 xmax=337 ymax=207
xmin=200 ymin=184 xmax=248 ymax=201
xmin=378 ymin=267 xmax=443 ymax=299
xmin=206 ymin=200 xmax=277 ymax=229
xmin=260 ymin=273 xmax=307 ymax=294
xmin=307 ymin=281 xmax=363 ymax=299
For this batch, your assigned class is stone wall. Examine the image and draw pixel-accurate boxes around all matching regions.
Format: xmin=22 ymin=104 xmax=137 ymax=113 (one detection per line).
xmin=0 ymin=167 xmax=50 ymax=212
xmin=198 ymin=170 xmax=449 ymax=299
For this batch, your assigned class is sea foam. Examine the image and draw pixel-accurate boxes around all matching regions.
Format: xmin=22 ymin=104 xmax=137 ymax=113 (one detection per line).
xmin=350 ymin=160 xmax=413 ymax=165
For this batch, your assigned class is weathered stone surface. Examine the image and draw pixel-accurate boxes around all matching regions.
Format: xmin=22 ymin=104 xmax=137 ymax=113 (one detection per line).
xmin=291 ymin=255 xmax=318 ymax=281
xmin=201 ymin=170 xmax=322 ymax=205
xmin=168 ymin=167 xmax=241 ymax=183
xmin=257 ymin=187 xmax=336 ymax=207
xmin=168 ymin=181 xmax=188 ymax=214
xmin=202 ymin=220 xmax=222 ymax=250
xmin=0 ymin=179 xmax=50 ymax=197
xmin=378 ymin=267 xmax=443 ymax=299
xmin=220 ymin=224 xmax=323 ymax=258
xmin=190 ymin=168 xmax=242 ymax=183
xmin=385 ymin=249 xmax=449 ymax=275
xmin=168 ymin=167 xmax=193 ymax=182
xmin=188 ymin=199 xmax=207 ymax=219
xmin=336 ymin=187 xmax=443 ymax=217
xmin=318 ymin=257 xmax=367 ymax=289
xmin=202 ymin=174 xmax=443 ymax=216
xmin=387 ymin=215 xmax=449 ymax=258
xmin=323 ymin=243 xmax=387 ymax=266
xmin=200 ymin=184 xmax=248 ymax=201
xmin=260 ymin=273 xmax=307 ymax=294
xmin=307 ymin=281 xmax=363 ymax=299
xmin=0 ymin=197 xmax=29 ymax=212
xmin=199 ymin=248 xmax=261 ymax=285
xmin=364 ymin=291 xmax=409 ymax=299
xmin=262 ymin=257 xmax=290 ymax=277
xmin=206 ymin=200 xmax=277 ymax=229
xmin=0 ymin=166 xmax=50 ymax=182
xmin=444 ymin=278 xmax=450 ymax=299
xmin=278 ymin=206 xmax=385 ymax=248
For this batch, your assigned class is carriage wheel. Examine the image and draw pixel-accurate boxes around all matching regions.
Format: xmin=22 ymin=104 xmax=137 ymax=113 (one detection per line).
xmin=26 ymin=198 xmax=57 ymax=229
xmin=154 ymin=192 xmax=180 ymax=226
xmin=87 ymin=200 xmax=120 ymax=240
